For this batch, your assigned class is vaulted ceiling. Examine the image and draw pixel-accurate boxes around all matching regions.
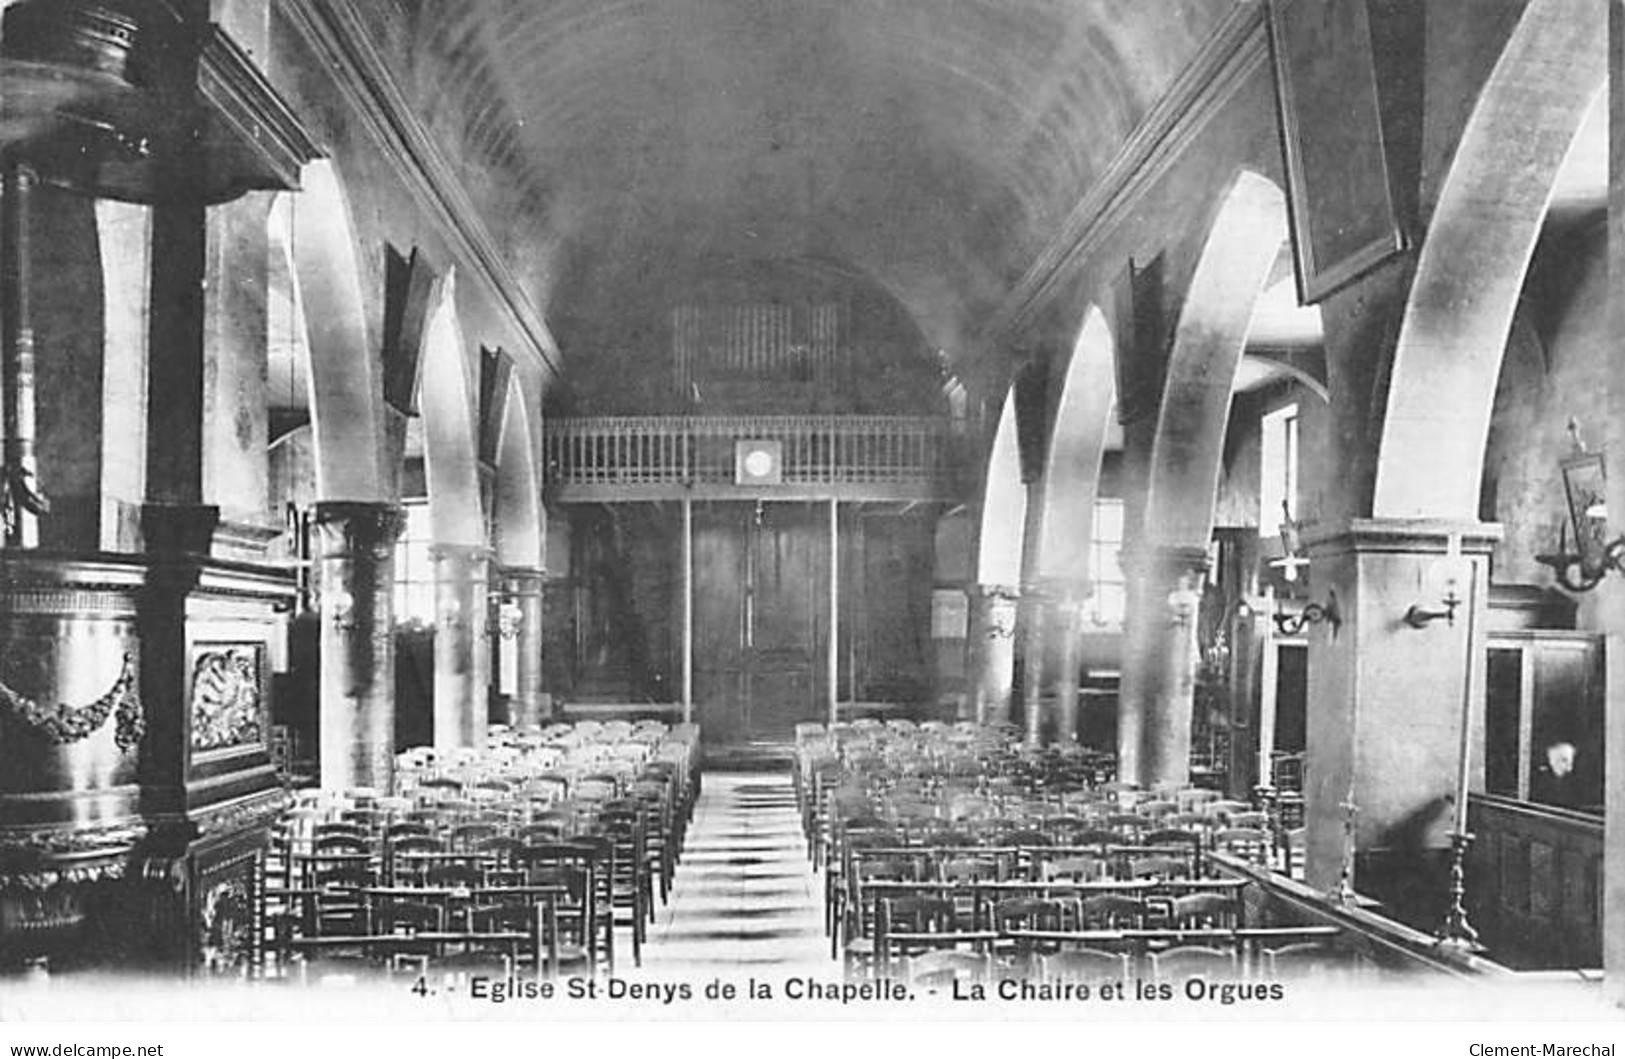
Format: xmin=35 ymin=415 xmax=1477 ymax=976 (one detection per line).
xmin=387 ymin=0 xmax=1239 ymax=365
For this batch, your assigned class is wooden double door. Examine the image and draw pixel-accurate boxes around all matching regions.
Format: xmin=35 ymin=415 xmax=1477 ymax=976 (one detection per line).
xmin=693 ymin=502 xmax=832 ymax=744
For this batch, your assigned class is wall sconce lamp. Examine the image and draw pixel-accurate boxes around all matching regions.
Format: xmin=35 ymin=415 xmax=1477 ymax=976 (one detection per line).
xmin=1405 ymin=535 xmax=1469 ymax=629
xmin=488 ymin=597 xmax=525 ymax=640
xmin=1534 ymin=432 xmax=1623 ymax=593
xmin=1165 ymin=578 xmax=1204 ymax=628
xmin=1268 ymin=501 xmax=1311 ymax=584
xmin=1272 ymin=590 xmax=1340 ymax=637
xmin=326 ymin=589 xmax=356 ymax=631
xmin=1402 ymin=589 xmax=1462 ymax=629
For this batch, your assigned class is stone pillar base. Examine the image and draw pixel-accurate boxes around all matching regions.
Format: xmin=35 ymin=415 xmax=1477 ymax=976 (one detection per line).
xmin=432 ymin=544 xmax=491 ymax=751
xmin=501 ymin=567 xmax=547 ymax=730
xmin=967 ymin=584 xmax=1019 ymax=725
xmin=1119 ymin=545 xmax=1208 ymax=789
xmin=312 ymin=501 xmax=406 ymax=794
xmin=1302 ymin=518 xmax=1499 ymax=900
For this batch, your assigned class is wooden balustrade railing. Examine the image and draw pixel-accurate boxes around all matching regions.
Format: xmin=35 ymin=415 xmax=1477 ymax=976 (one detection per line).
xmin=543 ymin=416 xmax=959 ymax=496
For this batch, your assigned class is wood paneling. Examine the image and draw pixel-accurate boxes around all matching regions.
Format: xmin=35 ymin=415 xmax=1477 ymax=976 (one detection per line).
xmin=1468 ymin=793 xmax=1601 ymax=970
xmin=555 ymin=501 xmax=934 ymax=744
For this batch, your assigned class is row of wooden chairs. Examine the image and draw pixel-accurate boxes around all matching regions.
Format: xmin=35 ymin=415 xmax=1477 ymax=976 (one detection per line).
xmin=267 ymin=723 xmax=701 ymax=981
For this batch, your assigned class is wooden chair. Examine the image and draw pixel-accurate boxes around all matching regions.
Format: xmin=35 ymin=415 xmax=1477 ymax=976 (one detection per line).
xmin=1277 ymin=826 xmax=1308 ymax=879
xmin=875 ymin=893 xmax=963 ymax=973
xmin=1213 ymin=827 xmax=1272 ymax=866
xmin=1163 ymin=891 xmax=1239 ymax=931
xmin=1202 ymin=800 xmax=1253 ymax=824
xmin=522 ymin=842 xmax=613 ymax=974
xmin=991 ymin=897 xmax=1067 ymax=973
xmin=387 ymin=834 xmax=444 ymax=887
xmin=374 ymin=899 xmax=445 ymax=971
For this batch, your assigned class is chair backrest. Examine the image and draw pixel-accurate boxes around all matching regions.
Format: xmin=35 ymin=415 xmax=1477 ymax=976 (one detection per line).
xmin=377 ymin=900 xmax=443 ymax=934
xmin=1167 ymin=891 xmax=1238 ymax=929
xmin=1078 ymin=894 xmax=1145 ymax=929
xmin=1214 ymin=827 xmax=1271 ymax=863
xmin=1150 ymin=944 xmax=1237 ymax=981
xmin=1127 ymin=854 xmax=1191 ymax=881
xmin=1041 ymin=948 xmax=1131 ymax=984
xmin=1105 ymin=814 xmax=1150 ymax=835
xmin=906 ymin=949 xmax=990 ymax=987
xmin=426 ymin=863 xmax=485 ymax=889
xmin=1265 ymin=941 xmax=1363 ymax=980
xmin=478 ymin=836 xmax=527 ymax=861
xmin=880 ymin=894 xmax=957 ymax=934
xmin=1073 ymin=828 xmax=1122 ymax=849
xmin=389 ymin=835 xmax=443 ymax=857
xmin=1040 ymin=855 xmax=1109 ymax=883
xmin=992 ymin=898 xmax=1064 ymax=932
xmin=313 ymin=832 xmax=370 ymax=855
xmin=449 ymin=823 xmax=499 ymax=850
xmin=1204 ymin=800 xmax=1252 ymax=822
xmin=940 ymin=857 xmax=1000 ymax=884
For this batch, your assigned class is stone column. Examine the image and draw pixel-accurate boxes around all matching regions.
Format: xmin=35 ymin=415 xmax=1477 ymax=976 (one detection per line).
xmin=967 ymin=584 xmax=1019 ymax=724
xmin=1119 ymin=545 xmax=1208 ymax=789
xmin=1301 ymin=519 xmax=1497 ymax=908
xmin=1046 ymin=580 xmax=1090 ymax=745
xmin=1019 ymin=585 xmax=1048 ymax=747
xmin=432 ymin=543 xmax=491 ymax=752
xmin=502 ymin=566 xmax=547 ymax=730
xmin=313 ymin=501 xmax=405 ymax=793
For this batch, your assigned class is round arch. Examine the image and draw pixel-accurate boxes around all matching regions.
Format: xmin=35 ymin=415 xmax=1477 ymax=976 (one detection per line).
xmin=975 ymin=385 xmax=1027 ymax=588
xmin=1143 ymin=170 xmax=1289 ymax=548
xmin=1032 ymin=306 xmax=1116 ymax=581
xmin=1372 ymin=0 xmax=1605 ymax=518
xmin=272 ymin=161 xmax=389 ymax=502
xmin=416 ymin=269 xmax=485 ymax=547
xmin=1124 ymin=167 xmax=1289 ymax=788
xmin=492 ymin=373 xmax=543 ymax=570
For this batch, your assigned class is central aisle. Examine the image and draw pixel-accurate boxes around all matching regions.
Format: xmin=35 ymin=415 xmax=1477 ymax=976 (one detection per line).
xmin=642 ymin=771 xmax=829 ymax=975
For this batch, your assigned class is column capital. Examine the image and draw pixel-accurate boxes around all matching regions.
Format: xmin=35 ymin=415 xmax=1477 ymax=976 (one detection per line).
xmin=140 ymin=502 xmax=220 ymax=555
xmin=1302 ymin=517 xmax=1502 ymax=558
xmin=429 ymin=542 xmax=496 ymax=564
xmin=969 ymin=582 xmax=1021 ymax=603
xmin=498 ymin=565 xmax=547 ymax=582
xmin=1026 ymin=576 xmax=1092 ymax=607
xmin=1119 ymin=542 xmax=1211 ymax=581
xmin=312 ymin=501 xmax=406 ymax=559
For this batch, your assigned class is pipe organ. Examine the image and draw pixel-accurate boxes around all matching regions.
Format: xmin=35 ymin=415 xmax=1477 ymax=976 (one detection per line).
xmin=672 ymin=302 xmax=841 ymax=392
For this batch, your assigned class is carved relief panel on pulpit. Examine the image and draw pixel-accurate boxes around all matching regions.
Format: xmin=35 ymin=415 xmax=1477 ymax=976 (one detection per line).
xmin=188 ymin=644 xmax=265 ymax=757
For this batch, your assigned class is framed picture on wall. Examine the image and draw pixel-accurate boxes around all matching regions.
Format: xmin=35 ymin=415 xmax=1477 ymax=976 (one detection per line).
xmin=1266 ymin=0 xmax=1408 ymax=303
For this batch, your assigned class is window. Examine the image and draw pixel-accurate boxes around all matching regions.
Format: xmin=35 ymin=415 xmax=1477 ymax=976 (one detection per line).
xmin=394 ymin=500 xmax=435 ymax=626
xmin=1087 ymin=498 xmax=1126 ymax=627
xmin=1260 ymin=403 xmax=1300 ymax=535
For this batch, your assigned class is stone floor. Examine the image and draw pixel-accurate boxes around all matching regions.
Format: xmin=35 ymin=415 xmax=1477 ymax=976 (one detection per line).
xmin=641 ymin=771 xmax=829 ymax=976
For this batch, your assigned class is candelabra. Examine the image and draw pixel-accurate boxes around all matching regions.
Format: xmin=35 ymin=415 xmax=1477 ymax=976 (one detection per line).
xmin=1435 ymin=830 xmax=1483 ymax=951
xmin=1332 ymin=785 xmax=1358 ymax=905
